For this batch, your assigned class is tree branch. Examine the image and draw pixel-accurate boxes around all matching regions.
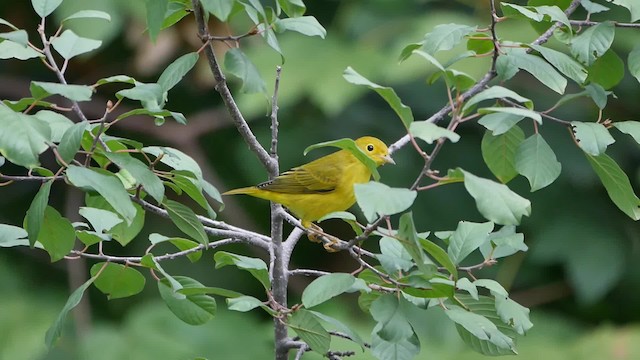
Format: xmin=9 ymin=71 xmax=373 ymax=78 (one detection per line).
xmin=191 ymin=0 xmax=277 ymax=175
xmin=70 ymin=237 xmax=240 ymax=263
xmin=131 ymin=196 xmax=270 ymax=250
xmin=389 ymin=0 xmax=583 ymax=154
xmin=570 ymin=20 xmax=640 ymax=28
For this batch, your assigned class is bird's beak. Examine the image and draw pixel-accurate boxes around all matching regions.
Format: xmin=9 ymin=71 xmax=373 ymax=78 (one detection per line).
xmin=382 ymin=154 xmax=395 ymax=165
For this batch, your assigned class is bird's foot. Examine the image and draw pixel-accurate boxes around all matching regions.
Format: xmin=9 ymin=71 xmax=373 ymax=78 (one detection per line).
xmin=306 ymin=223 xmax=340 ymax=252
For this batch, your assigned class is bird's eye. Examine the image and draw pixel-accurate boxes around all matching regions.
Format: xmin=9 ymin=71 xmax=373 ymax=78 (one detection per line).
xmin=367 ymin=144 xmax=374 ymax=151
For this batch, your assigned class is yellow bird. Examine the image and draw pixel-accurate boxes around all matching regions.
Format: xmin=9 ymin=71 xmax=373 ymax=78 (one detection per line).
xmin=223 ymin=136 xmax=395 ymax=242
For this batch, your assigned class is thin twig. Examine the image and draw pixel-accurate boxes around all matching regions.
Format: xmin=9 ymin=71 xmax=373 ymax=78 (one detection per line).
xmin=131 ymin=196 xmax=270 ymax=249
xmin=70 ymin=238 xmax=239 ymax=263
xmin=191 ymin=0 xmax=277 ymax=175
xmin=570 ymin=20 xmax=640 ymax=28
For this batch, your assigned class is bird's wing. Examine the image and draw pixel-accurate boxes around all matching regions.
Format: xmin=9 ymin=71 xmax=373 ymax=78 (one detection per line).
xmin=256 ymin=162 xmax=341 ymax=194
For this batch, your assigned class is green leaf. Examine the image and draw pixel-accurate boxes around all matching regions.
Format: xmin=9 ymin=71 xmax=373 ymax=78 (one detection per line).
xmin=370 ymin=294 xmax=414 ymax=342
xmin=429 ymin=68 xmax=476 ymax=91
xmin=214 ymin=251 xmax=270 ymax=289
xmin=478 ymin=112 xmax=525 ymax=136
xmin=421 ymin=23 xmax=476 ymax=55
xmin=461 ymin=169 xmax=532 ymax=225
xmin=149 ymin=233 xmax=202 ymax=262
xmin=515 ymin=134 xmax=561 ymax=191
xmin=302 ymin=273 xmax=362 ymax=308
xmin=629 ymin=45 xmax=640 ymax=84
xmin=178 ymin=286 xmax=243 ymax=298
xmin=481 ymin=127 xmax=524 ymax=184
xmin=0 ymin=30 xmax=28 ymax=46
xmin=463 ymin=86 xmax=533 ymax=113
xmin=304 ymin=138 xmax=381 ymax=181
xmin=169 ymin=171 xmax=216 ymax=218
xmin=0 ymin=224 xmax=41 ymax=248
xmin=0 ymin=40 xmax=42 ymax=60
xmin=274 ymin=16 xmax=326 ymax=38
xmin=62 ymin=10 xmax=112 ymax=22
xmin=289 ymin=309 xmax=330 ymax=354
xmin=223 ymin=48 xmax=266 ymax=94
xmin=343 ymin=66 xmax=414 ymax=128
xmin=141 ymin=254 xmax=184 ymax=295
xmin=572 ymin=121 xmax=615 ymax=155
xmin=90 ymin=262 xmax=145 ymax=299
xmin=420 ymin=238 xmax=458 ymax=280
xmin=24 ymin=180 xmax=52 ymax=247
xmin=371 ymin=326 xmax=420 ymax=360
xmin=478 ymin=106 xmax=541 ymax=124
xmin=79 ymin=207 xmax=122 ymax=234
xmin=33 ymin=110 xmax=72 ymax=143
xmin=410 ymin=121 xmax=460 ymax=144
xmin=397 ymin=212 xmax=435 ymax=276
xmin=66 ymin=166 xmax=137 ymax=224
xmin=501 ymin=3 xmax=544 ymax=21
xmin=94 ymin=75 xmax=136 ymax=87
xmin=163 ymin=198 xmax=208 ymax=245
xmin=585 ymin=83 xmax=609 ymax=109
xmin=585 ymin=153 xmax=640 ymax=220
xmin=453 ymin=295 xmax=520 ymax=355
xmin=37 ymin=206 xmax=75 ymax=262
xmin=116 ymin=82 xmax=165 ymax=112
xmin=45 ymin=273 xmax=96 ymax=349
xmin=447 ymin=221 xmax=494 ymax=265
xmin=377 ymin=236 xmax=414 ymax=274
xmin=586 ymin=49 xmax=624 ymax=89
xmin=57 ymin=121 xmax=86 ymax=164
xmin=529 ymin=44 xmax=587 ymax=84
xmin=354 ymin=182 xmax=417 ymax=223
xmin=310 ymin=311 xmax=366 ymax=350
xmin=30 ymin=81 xmax=93 ymax=102
xmin=503 ymin=51 xmax=567 ymax=94
xmin=31 ymin=0 xmax=63 ymax=18
xmin=227 ymin=295 xmax=267 ymax=312
xmin=495 ymin=295 xmax=533 ymax=335
xmin=456 ymin=278 xmax=478 ymax=300
xmin=473 ymin=279 xmax=508 ymax=297
xmin=158 ymin=276 xmax=216 ymax=325
xmin=466 ymin=32 xmax=493 ymax=55
xmin=104 ymin=152 xmax=164 ymax=203
xmin=85 ymin=194 xmax=145 ymax=246
xmin=145 ymin=0 xmax=168 ymax=42
xmin=144 ymin=146 xmax=221 ymax=204
xmin=277 ymin=0 xmax=306 ymax=17
xmin=581 ymin=0 xmax=610 ymax=13
xmin=157 ymin=52 xmax=199 ymax=92
xmin=613 ymin=121 xmax=640 ymax=144
xmin=446 ymin=306 xmax=516 ymax=353
xmin=201 ymin=0 xmax=234 ymax=21
xmin=480 ymin=225 xmax=528 ymax=259
xmin=50 ymin=30 xmax=101 ymax=60
xmin=570 ymin=21 xmax=615 ymax=66
xmin=0 ymin=105 xmax=50 ymax=167
xmin=609 ymin=0 xmax=640 ymax=22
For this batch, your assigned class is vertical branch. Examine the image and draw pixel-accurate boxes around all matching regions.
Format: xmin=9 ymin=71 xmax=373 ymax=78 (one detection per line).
xmin=191 ymin=0 xmax=277 ymax=175
xmin=268 ymin=66 xmax=289 ymax=360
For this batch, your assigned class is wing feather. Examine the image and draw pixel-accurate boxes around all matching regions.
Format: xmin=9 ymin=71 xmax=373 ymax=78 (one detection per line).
xmin=257 ymin=160 xmax=342 ymax=194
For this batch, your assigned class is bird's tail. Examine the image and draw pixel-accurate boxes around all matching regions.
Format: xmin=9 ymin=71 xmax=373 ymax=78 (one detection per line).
xmin=222 ymin=186 xmax=259 ymax=196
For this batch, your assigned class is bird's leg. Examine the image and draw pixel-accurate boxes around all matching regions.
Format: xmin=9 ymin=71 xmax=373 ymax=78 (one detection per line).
xmin=306 ymin=223 xmax=341 ymax=252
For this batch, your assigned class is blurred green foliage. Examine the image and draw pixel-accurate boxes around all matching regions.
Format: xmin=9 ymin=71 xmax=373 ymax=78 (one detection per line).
xmin=1 ymin=0 xmax=639 ymax=358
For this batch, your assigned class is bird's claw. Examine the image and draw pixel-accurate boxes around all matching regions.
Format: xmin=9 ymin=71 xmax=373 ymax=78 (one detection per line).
xmin=306 ymin=224 xmax=340 ymax=252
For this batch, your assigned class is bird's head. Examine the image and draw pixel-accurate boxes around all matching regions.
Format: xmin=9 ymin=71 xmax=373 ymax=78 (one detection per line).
xmin=355 ymin=136 xmax=395 ymax=166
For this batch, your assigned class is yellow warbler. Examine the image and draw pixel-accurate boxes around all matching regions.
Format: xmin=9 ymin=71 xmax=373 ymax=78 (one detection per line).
xmin=223 ymin=136 xmax=394 ymax=231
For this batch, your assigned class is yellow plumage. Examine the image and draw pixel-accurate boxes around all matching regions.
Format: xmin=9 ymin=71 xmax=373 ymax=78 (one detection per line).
xmin=223 ymin=136 xmax=394 ymax=229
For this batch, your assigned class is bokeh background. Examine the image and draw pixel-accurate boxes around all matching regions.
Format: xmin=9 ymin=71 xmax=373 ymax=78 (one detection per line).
xmin=1 ymin=0 xmax=640 ymax=359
